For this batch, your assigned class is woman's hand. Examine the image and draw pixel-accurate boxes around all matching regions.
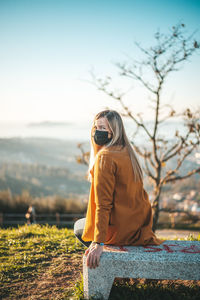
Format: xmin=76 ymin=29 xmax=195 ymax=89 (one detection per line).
xmin=84 ymin=242 xmax=104 ymax=269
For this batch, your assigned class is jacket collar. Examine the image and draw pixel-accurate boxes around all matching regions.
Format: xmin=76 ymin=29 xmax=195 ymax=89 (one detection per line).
xmin=102 ymin=144 xmax=127 ymax=152
xmin=89 ymin=145 xmax=128 ymax=178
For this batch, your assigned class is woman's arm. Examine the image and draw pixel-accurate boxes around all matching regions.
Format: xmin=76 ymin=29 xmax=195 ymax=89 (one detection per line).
xmin=93 ymin=153 xmax=116 ymax=243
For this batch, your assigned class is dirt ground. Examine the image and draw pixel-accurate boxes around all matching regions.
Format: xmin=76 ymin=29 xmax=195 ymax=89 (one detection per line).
xmin=4 ymin=253 xmax=83 ymax=300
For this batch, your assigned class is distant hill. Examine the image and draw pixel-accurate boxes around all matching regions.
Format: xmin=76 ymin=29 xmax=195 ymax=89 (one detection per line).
xmin=0 ymin=137 xmax=199 ymax=199
xmin=0 ymin=163 xmax=90 ymax=197
xmin=0 ymin=137 xmax=90 ymax=197
xmin=0 ymin=137 xmax=90 ymax=173
xmin=27 ymin=121 xmax=72 ymax=127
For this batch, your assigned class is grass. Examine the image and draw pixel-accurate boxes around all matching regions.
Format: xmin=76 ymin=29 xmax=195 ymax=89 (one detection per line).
xmin=0 ymin=224 xmax=85 ymax=299
xmin=0 ymin=224 xmax=200 ymax=299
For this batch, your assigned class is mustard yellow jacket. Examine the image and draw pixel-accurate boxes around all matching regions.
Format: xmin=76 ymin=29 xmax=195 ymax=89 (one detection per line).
xmin=81 ymin=144 xmax=164 ymax=246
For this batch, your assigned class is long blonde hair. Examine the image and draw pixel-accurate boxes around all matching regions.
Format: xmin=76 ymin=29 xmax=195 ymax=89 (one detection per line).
xmin=87 ymin=109 xmax=143 ymax=183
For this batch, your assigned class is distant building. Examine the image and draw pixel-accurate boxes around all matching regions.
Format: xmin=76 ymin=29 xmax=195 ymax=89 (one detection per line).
xmin=189 ymin=190 xmax=197 ymax=199
xmin=173 ymin=192 xmax=183 ymax=201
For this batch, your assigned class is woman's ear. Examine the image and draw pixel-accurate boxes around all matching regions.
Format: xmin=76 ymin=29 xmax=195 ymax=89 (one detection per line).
xmin=108 ymin=132 xmax=112 ymax=139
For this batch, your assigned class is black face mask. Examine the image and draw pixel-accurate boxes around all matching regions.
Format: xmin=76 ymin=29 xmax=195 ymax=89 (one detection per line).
xmin=93 ymin=129 xmax=112 ymax=145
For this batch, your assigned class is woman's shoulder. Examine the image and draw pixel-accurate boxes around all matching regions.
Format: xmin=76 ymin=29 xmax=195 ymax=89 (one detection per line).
xmin=95 ymin=145 xmax=129 ymax=169
xmin=98 ymin=145 xmax=128 ymax=156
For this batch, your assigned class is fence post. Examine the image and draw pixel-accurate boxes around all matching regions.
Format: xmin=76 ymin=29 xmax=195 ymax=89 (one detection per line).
xmin=56 ymin=212 xmax=60 ymax=226
xmin=170 ymin=212 xmax=175 ymax=228
xmin=0 ymin=213 xmax=3 ymax=226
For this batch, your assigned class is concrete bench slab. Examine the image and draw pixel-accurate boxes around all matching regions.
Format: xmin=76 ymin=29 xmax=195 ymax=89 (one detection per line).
xmin=83 ymin=240 xmax=200 ymax=299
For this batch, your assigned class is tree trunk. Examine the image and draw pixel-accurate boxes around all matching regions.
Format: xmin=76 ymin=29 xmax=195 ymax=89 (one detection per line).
xmin=152 ymin=187 xmax=162 ymax=232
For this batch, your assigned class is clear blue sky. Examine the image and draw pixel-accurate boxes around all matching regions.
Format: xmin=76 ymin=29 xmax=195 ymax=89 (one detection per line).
xmin=0 ymin=0 xmax=199 ymax=123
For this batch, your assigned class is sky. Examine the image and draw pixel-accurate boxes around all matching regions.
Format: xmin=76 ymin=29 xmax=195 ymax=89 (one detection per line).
xmin=0 ymin=0 xmax=200 ymax=123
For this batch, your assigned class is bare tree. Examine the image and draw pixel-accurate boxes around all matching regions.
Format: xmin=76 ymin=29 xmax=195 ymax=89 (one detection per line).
xmin=76 ymin=143 xmax=90 ymax=166
xmin=78 ymin=23 xmax=200 ymax=231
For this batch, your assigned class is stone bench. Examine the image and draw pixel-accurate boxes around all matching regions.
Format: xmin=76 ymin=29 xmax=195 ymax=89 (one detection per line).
xmin=83 ymin=240 xmax=200 ymax=299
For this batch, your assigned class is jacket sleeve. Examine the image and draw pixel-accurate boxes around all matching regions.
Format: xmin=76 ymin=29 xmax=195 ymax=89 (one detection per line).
xmin=93 ymin=153 xmax=116 ymax=243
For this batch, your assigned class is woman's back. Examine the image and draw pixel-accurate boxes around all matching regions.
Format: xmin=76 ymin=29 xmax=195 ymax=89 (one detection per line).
xmin=82 ymin=144 xmax=164 ymax=246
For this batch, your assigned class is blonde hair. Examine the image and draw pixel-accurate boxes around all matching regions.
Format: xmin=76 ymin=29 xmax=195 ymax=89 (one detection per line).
xmin=87 ymin=109 xmax=143 ymax=183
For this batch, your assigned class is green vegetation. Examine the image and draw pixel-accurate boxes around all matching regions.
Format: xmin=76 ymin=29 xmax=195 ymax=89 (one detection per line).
xmin=0 ymin=162 xmax=90 ymax=200
xmin=0 ymin=137 xmax=90 ymax=200
xmin=0 ymin=224 xmax=85 ymax=299
xmin=0 ymin=224 xmax=200 ymax=299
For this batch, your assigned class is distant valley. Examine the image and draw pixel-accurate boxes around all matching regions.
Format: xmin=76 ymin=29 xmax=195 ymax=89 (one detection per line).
xmin=0 ymin=137 xmax=90 ymax=198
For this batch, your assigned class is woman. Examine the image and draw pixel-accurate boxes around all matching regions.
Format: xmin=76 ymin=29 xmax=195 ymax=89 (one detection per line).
xmin=74 ymin=110 xmax=164 ymax=269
